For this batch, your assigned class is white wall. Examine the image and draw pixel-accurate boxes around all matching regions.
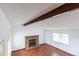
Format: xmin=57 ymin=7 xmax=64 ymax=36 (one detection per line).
xmin=45 ymin=29 xmax=79 ymax=55
xmin=0 ymin=8 xmax=11 ymax=56
xmin=0 ymin=8 xmax=11 ymax=41
xmin=24 ymin=26 xmax=45 ymax=44
xmin=12 ymin=25 xmax=25 ymax=51
xmin=12 ymin=25 xmax=45 ymax=51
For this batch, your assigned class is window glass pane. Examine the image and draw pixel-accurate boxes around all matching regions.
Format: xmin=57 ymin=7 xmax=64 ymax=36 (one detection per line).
xmin=60 ymin=34 xmax=69 ymax=44
xmin=53 ymin=33 xmax=60 ymax=42
xmin=53 ymin=32 xmax=69 ymax=45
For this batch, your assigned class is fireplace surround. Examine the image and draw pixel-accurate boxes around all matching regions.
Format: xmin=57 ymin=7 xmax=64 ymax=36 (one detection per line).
xmin=25 ymin=35 xmax=39 ymax=50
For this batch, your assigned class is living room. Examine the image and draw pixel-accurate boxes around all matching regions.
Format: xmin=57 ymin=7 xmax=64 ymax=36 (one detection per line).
xmin=0 ymin=3 xmax=79 ymax=56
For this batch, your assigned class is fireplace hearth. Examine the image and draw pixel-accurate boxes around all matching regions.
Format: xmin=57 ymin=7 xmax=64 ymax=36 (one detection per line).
xmin=25 ymin=35 xmax=39 ymax=49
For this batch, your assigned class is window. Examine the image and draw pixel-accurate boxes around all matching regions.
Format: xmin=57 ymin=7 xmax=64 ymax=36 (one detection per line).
xmin=53 ymin=33 xmax=69 ymax=45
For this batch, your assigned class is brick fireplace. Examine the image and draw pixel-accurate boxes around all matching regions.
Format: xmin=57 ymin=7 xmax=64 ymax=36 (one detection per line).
xmin=25 ymin=35 xmax=39 ymax=50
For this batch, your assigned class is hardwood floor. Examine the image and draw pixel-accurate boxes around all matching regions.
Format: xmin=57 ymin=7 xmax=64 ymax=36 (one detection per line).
xmin=12 ymin=44 xmax=74 ymax=56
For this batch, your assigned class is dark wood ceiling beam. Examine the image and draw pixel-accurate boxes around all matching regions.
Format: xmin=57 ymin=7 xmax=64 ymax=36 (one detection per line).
xmin=24 ymin=3 xmax=79 ymax=26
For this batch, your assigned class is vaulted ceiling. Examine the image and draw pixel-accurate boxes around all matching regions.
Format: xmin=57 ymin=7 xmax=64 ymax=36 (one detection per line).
xmin=24 ymin=3 xmax=79 ymax=26
xmin=0 ymin=3 xmax=63 ymax=26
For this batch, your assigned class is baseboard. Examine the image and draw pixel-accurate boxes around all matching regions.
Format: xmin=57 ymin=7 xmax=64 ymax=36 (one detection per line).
xmin=12 ymin=48 xmax=25 ymax=52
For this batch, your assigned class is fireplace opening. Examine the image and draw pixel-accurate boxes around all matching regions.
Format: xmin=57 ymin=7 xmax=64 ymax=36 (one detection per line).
xmin=25 ymin=35 xmax=39 ymax=49
xmin=29 ymin=39 xmax=36 ymax=47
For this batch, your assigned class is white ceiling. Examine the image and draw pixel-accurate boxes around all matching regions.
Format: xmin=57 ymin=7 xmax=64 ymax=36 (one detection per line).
xmin=0 ymin=3 xmax=63 ymax=26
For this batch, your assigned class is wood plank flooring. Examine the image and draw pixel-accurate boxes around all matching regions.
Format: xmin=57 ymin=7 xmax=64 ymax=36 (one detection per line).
xmin=12 ymin=44 xmax=74 ymax=56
